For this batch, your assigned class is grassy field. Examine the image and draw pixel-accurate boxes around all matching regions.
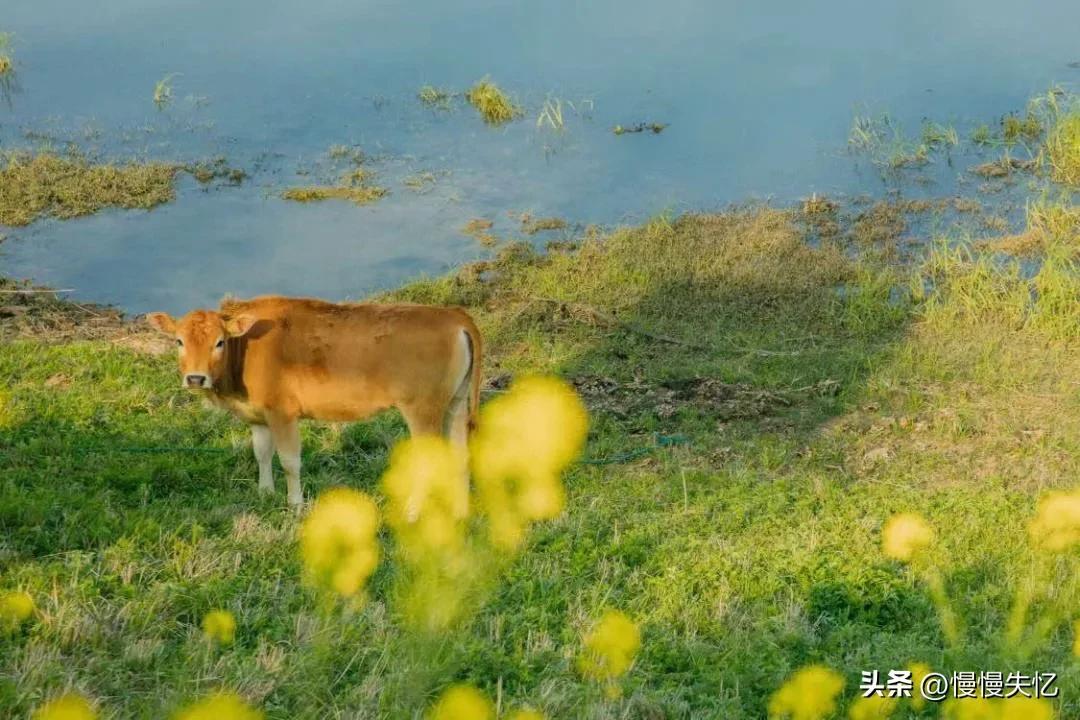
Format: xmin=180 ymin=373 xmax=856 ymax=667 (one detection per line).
xmin=3 ymin=202 xmax=1080 ymax=718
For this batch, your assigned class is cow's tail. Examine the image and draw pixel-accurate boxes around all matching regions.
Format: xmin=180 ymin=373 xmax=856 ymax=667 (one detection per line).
xmin=462 ymin=322 xmax=482 ymax=432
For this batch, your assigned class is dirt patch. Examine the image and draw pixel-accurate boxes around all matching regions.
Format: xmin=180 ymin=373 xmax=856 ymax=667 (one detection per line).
xmin=0 ymin=152 xmax=178 ymax=227
xmin=0 ymin=279 xmax=165 ymax=352
xmin=612 ymin=122 xmax=667 ymax=135
xmin=970 ymin=157 xmax=1036 ymax=179
xmin=487 ymin=372 xmax=838 ymax=424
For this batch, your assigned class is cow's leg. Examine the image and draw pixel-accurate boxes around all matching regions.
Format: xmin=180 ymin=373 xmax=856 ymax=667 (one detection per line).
xmin=251 ymin=424 xmax=275 ymax=494
xmin=268 ymin=414 xmax=303 ymax=508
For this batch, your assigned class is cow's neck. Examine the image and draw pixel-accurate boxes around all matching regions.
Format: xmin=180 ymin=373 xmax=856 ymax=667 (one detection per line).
xmin=215 ymin=337 xmax=249 ymax=399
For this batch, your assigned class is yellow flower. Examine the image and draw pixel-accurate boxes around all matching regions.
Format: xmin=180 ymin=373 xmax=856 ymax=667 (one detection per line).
xmin=202 ymin=609 xmax=236 ymax=645
xmin=848 ymin=695 xmax=897 ymax=720
xmin=907 ymin=662 xmax=931 ymax=711
xmin=1029 ymin=490 xmax=1080 ymax=551
xmin=506 ymin=709 xmax=546 ymax=720
xmin=941 ymin=698 xmax=997 ymax=720
xmin=471 ymin=376 xmax=587 ymax=549
xmin=882 ymin=513 xmax=934 ymax=561
xmin=32 ymin=694 xmax=96 ymax=720
xmin=1074 ymin=620 xmax=1080 ymax=657
xmin=578 ymin=610 xmax=641 ymax=681
xmin=0 ymin=589 xmax=35 ymax=629
xmin=768 ymin=665 xmax=845 ymax=720
xmin=174 ymin=692 xmax=263 ymax=720
xmin=299 ymin=487 xmax=380 ymax=597
xmin=427 ymin=684 xmax=494 ymax=720
xmin=381 ymin=435 xmax=469 ymax=555
xmin=999 ymin=697 xmax=1054 ymax=720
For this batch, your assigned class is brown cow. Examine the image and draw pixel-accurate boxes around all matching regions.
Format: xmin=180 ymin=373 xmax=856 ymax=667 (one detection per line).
xmin=146 ymin=295 xmax=481 ymax=508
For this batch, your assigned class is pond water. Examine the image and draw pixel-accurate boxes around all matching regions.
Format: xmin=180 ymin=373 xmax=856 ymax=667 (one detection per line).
xmin=1 ymin=0 xmax=1078 ymax=314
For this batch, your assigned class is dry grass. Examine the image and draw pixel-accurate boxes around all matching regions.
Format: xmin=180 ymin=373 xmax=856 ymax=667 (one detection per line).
xmin=418 ymin=85 xmax=452 ymax=109
xmin=0 ymin=152 xmax=178 ymax=227
xmin=466 ymin=78 xmax=521 ymax=126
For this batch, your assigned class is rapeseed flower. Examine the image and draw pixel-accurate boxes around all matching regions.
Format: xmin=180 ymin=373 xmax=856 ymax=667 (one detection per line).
xmin=1028 ymin=490 xmax=1080 ymax=551
xmin=174 ymin=692 xmax=263 ymax=720
xmin=32 ymin=694 xmax=96 ymax=720
xmin=299 ymin=487 xmax=380 ymax=597
xmin=381 ymin=435 xmax=468 ymax=555
xmin=882 ymin=513 xmax=934 ymax=561
xmin=202 ymin=609 xmax=236 ymax=645
xmin=471 ymin=376 xmax=587 ymax=549
xmin=0 ymin=589 xmax=34 ymax=630
xmin=768 ymin=665 xmax=845 ymax=720
xmin=578 ymin=610 xmax=641 ymax=681
xmin=427 ymin=684 xmax=494 ymax=720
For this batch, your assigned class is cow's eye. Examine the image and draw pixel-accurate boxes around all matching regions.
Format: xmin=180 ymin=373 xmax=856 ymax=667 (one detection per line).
xmin=215 ymin=338 xmax=225 ymax=349
xmin=175 ymin=338 xmax=183 ymax=347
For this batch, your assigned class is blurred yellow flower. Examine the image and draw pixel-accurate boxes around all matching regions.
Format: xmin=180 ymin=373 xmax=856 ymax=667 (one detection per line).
xmin=768 ymin=665 xmax=845 ymax=720
xmin=427 ymin=684 xmax=494 ymax=720
xmin=299 ymin=487 xmax=380 ymax=597
xmin=882 ymin=513 xmax=934 ymax=561
xmin=381 ymin=435 xmax=468 ymax=554
xmin=202 ymin=609 xmax=236 ymax=645
xmin=0 ymin=589 xmax=35 ymax=629
xmin=1029 ymin=490 xmax=1080 ymax=551
xmin=941 ymin=698 xmax=997 ymax=720
xmin=32 ymin=694 xmax=96 ymax=720
xmin=174 ymin=692 xmax=263 ymax=720
xmin=578 ymin=610 xmax=641 ymax=681
xmin=907 ymin=662 xmax=931 ymax=711
xmin=999 ymin=696 xmax=1054 ymax=720
xmin=505 ymin=709 xmax=546 ymax=720
xmin=1074 ymin=620 xmax=1080 ymax=657
xmin=471 ymin=376 xmax=587 ymax=549
xmin=848 ymin=695 xmax=897 ymax=720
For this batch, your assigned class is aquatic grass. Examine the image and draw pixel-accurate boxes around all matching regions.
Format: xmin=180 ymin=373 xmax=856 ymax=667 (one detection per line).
xmin=971 ymin=123 xmax=995 ymax=146
xmin=153 ymin=73 xmax=179 ymax=110
xmin=281 ymin=185 xmax=386 ymax=205
xmin=1002 ymin=112 xmax=1043 ymax=145
xmin=466 ymin=78 xmax=522 ymax=126
xmin=921 ymin=121 xmax=959 ymax=148
xmin=536 ymin=97 xmax=565 ymax=131
xmin=418 ymin=85 xmax=452 ymax=109
xmin=0 ymin=152 xmax=178 ymax=226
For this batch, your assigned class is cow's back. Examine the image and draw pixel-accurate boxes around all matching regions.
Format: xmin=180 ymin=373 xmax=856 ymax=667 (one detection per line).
xmin=221 ymin=296 xmax=476 ymax=420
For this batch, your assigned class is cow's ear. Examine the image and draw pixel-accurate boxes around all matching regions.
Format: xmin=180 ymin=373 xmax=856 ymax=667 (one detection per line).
xmin=224 ymin=314 xmax=257 ymax=337
xmin=145 ymin=312 xmax=176 ymax=334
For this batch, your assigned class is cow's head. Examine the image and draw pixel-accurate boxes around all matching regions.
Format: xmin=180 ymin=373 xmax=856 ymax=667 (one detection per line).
xmin=145 ymin=309 xmax=256 ymax=390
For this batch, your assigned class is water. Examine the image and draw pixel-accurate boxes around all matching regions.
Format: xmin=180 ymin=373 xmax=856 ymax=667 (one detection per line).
xmin=1 ymin=0 xmax=1078 ymax=314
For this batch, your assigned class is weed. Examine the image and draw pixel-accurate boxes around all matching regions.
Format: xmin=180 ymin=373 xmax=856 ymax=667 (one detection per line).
xmin=466 ymin=78 xmax=521 ymax=125
xmin=971 ymin=124 xmax=995 ymax=146
xmin=921 ymin=121 xmax=959 ymax=148
xmin=461 ymin=218 xmax=497 ymax=246
xmin=1044 ymin=110 xmax=1080 ymax=185
xmin=519 ymin=214 xmax=567 ymax=235
xmin=613 ymin=122 xmax=667 ymax=135
xmin=1002 ymin=112 xmax=1043 ymax=144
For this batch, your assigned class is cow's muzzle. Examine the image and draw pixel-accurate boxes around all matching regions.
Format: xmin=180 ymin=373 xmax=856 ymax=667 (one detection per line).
xmin=184 ymin=373 xmax=210 ymax=389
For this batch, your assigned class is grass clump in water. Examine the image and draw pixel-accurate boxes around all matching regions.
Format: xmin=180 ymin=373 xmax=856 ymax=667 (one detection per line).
xmin=0 ymin=152 xmax=178 ymax=226
xmin=152 ymin=73 xmax=179 ymax=110
xmin=1002 ymin=112 xmax=1043 ymax=144
xmin=418 ymin=85 xmax=452 ymax=109
xmin=466 ymin=78 xmax=522 ymax=125
xmin=281 ymin=185 xmax=386 ymax=206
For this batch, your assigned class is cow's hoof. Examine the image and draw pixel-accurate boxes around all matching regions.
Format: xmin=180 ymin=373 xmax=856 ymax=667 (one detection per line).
xmin=287 ymin=495 xmax=305 ymax=511
xmin=258 ymin=484 xmax=275 ymax=495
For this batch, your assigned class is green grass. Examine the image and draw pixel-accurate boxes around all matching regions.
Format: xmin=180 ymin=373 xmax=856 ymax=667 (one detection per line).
xmin=4 ymin=208 xmax=1080 ymax=718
